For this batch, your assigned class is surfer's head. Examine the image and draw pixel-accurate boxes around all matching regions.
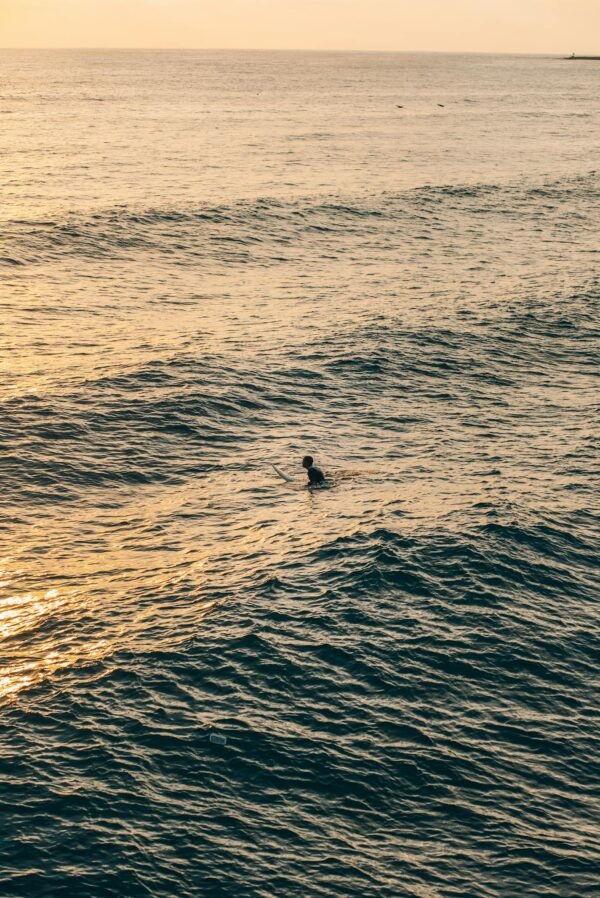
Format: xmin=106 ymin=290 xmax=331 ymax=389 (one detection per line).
xmin=302 ymin=455 xmax=313 ymax=470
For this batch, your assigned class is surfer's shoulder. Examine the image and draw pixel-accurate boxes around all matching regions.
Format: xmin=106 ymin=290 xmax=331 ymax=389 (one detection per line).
xmin=307 ymin=464 xmax=325 ymax=485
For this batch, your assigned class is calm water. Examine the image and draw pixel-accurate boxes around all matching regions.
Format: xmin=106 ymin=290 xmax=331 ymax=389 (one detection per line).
xmin=1 ymin=51 xmax=599 ymax=897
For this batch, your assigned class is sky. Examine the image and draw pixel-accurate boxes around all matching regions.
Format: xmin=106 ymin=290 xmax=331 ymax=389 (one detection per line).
xmin=0 ymin=0 xmax=598 ymax=53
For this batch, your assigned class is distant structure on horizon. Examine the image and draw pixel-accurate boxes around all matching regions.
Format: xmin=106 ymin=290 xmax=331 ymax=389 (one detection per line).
xmin=566 ymin=52 xmax=600 ymax=60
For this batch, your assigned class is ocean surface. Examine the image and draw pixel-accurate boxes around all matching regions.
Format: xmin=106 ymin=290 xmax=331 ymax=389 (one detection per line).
xmin=1 ymin=51 xmax=599 ymax=897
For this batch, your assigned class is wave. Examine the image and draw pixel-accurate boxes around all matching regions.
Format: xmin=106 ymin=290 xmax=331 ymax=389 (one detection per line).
xmin=3 ymin=510 xmax=596 ymax=895
xmin=2 ymin=171 xmax=598 ymax=269
xmin=1 ymin=252 xmax=598 ymax=506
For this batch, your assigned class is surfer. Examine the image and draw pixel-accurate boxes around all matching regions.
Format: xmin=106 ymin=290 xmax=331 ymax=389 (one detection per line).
xmin=302 ymin=455 xmax=325 ymax=486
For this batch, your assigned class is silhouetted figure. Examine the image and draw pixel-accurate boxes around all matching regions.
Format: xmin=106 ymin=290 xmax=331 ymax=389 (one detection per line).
xmin=302 ymin=455 xmax=325 ymax=486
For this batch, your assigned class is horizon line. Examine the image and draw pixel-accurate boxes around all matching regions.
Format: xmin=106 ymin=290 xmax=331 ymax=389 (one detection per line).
xmin=0 ymin=47 xmax=574 ymax=56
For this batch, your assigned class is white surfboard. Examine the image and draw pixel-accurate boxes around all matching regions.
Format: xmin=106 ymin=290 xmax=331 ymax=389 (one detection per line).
xmin=272 ymin=464 xmax=294 ymax=483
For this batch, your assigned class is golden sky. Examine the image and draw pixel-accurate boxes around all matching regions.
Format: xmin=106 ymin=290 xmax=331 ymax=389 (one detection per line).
xmin=0 ymin=0 xmax=598 ymax=52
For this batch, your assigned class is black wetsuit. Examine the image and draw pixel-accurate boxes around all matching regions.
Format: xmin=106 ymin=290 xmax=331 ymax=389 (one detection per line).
xmin=307 ymin=464 xmax=325 ymax=486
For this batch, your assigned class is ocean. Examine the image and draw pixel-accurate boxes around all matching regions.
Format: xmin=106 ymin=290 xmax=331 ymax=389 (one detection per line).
xmin=0 ymin=51 xmax=598 ymax=897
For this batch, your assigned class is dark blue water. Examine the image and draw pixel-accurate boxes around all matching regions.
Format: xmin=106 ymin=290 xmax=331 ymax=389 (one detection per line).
xmin=1 ymin=52 xmax=599 ymax=897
